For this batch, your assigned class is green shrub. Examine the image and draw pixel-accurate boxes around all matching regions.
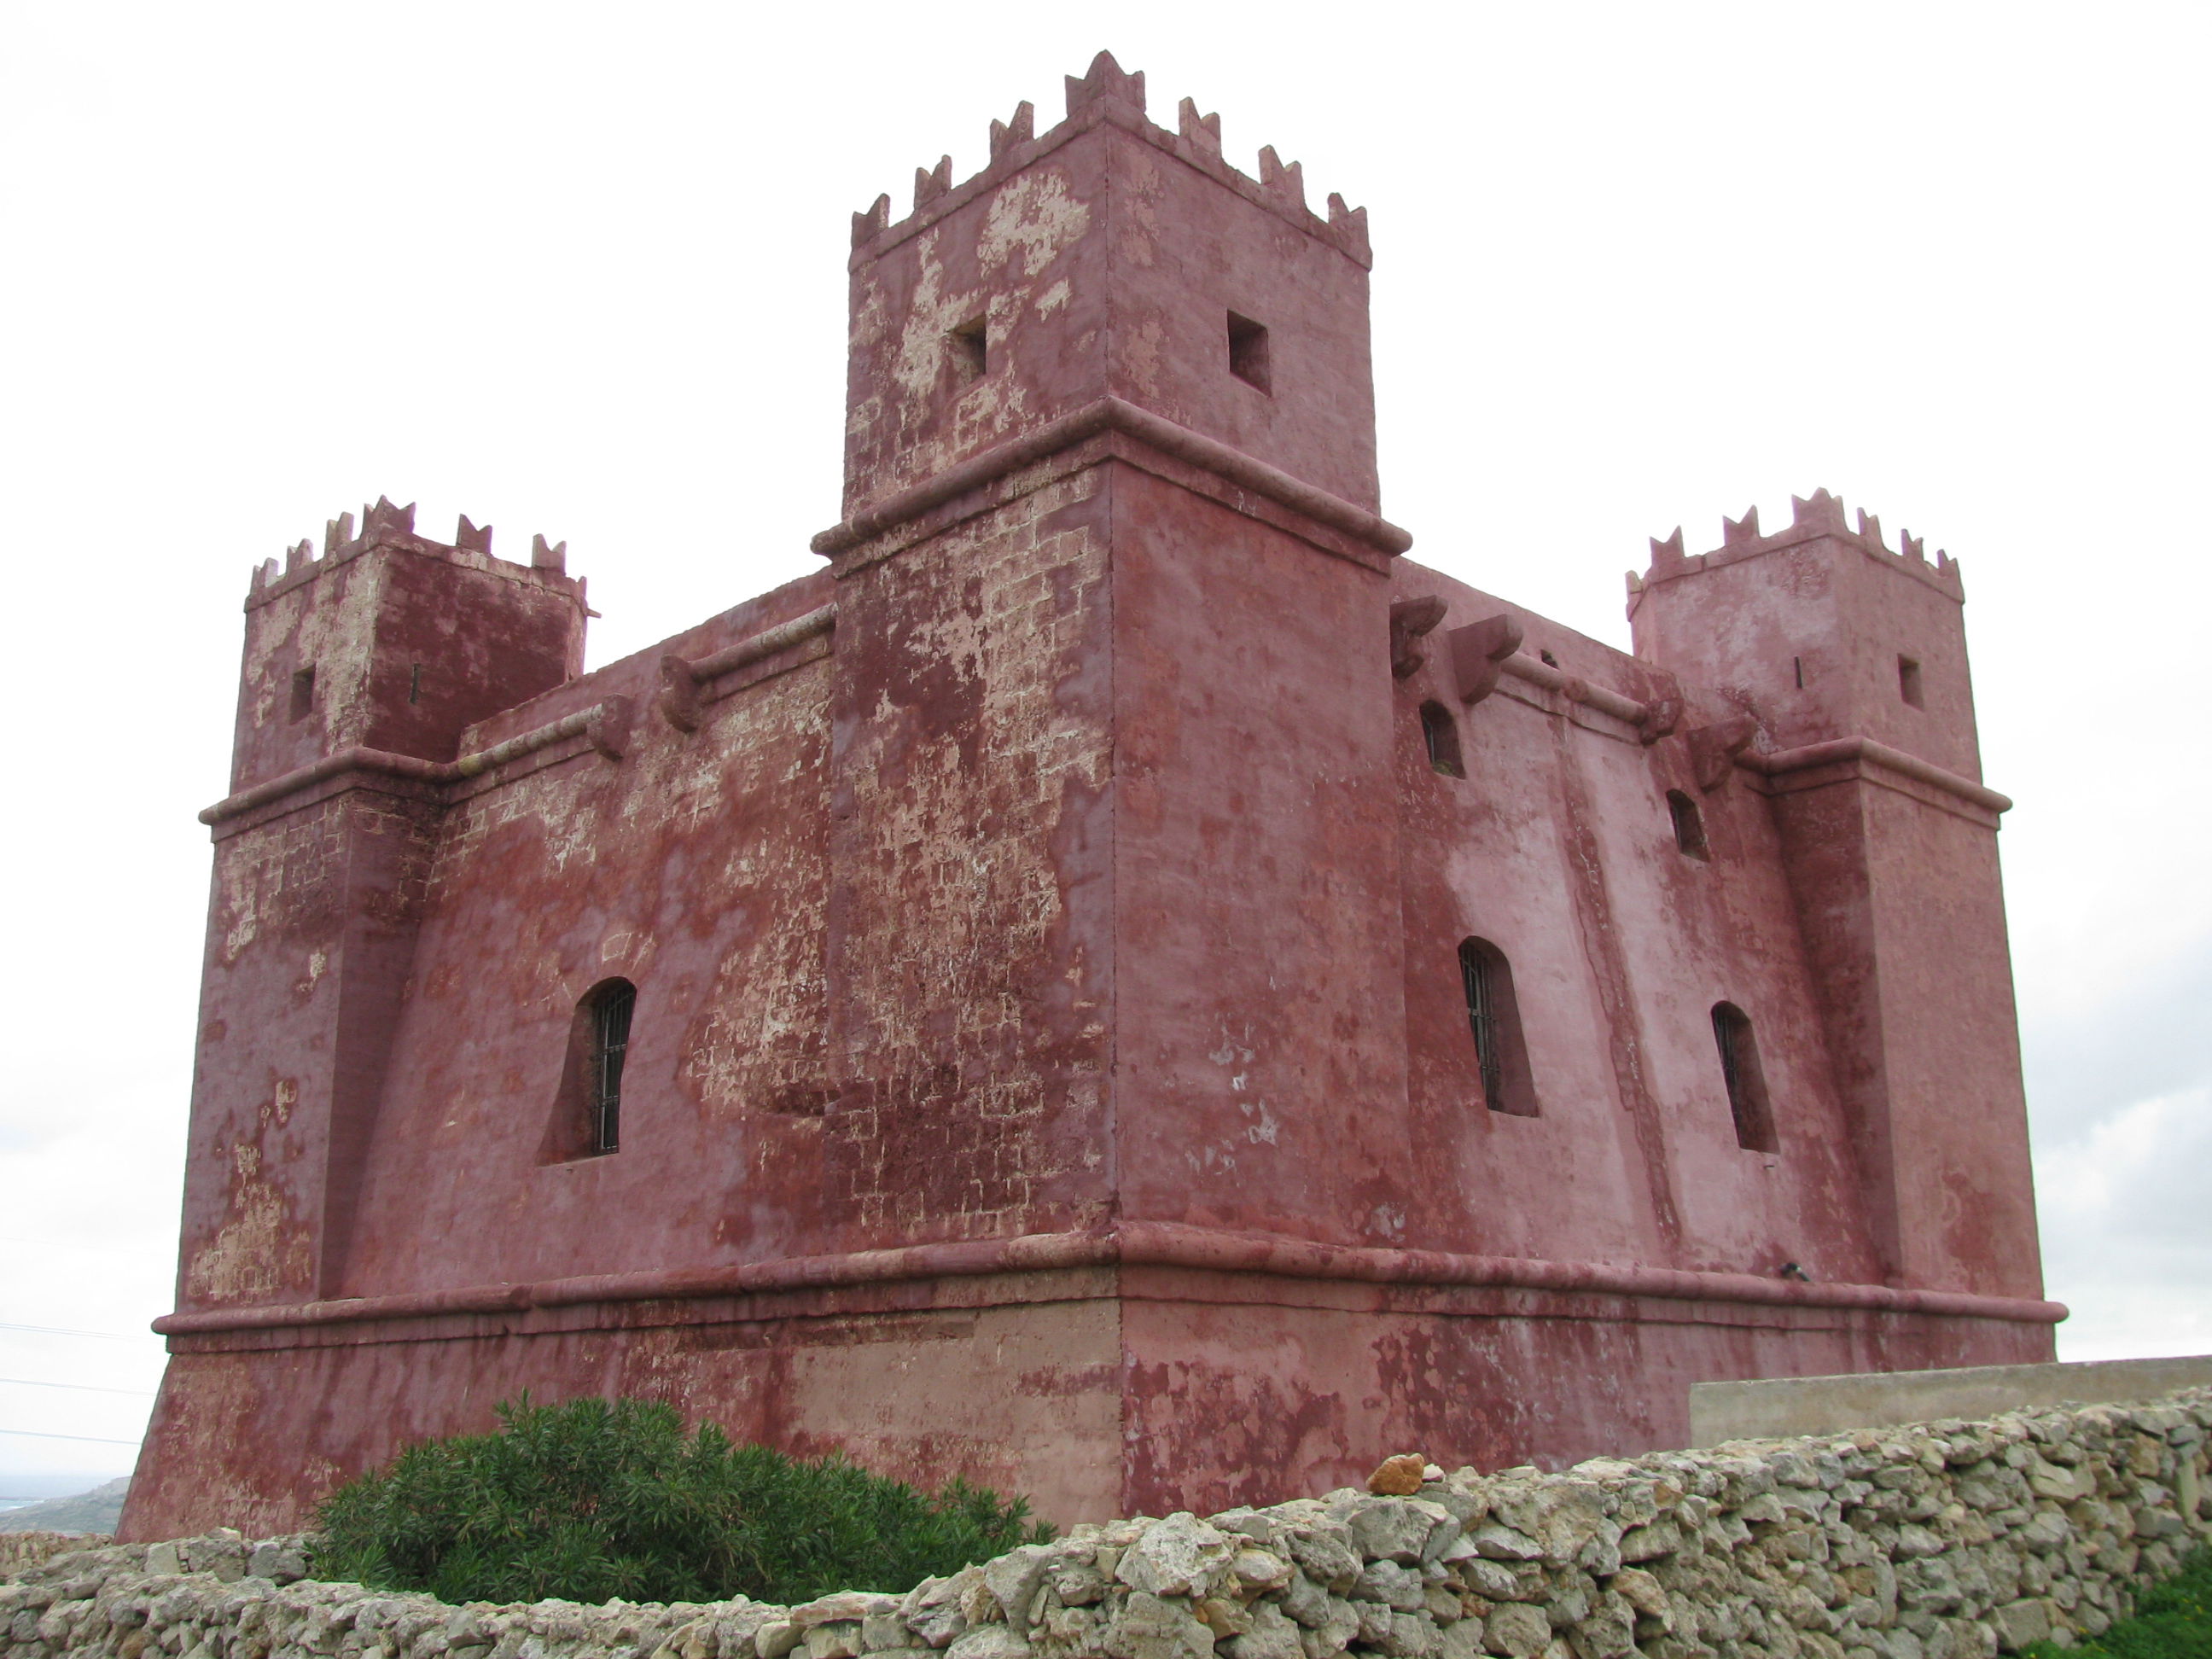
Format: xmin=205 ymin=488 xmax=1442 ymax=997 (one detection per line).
xmin=312 ymin=1395 xmax=1051 ymax=1606
xmin=2023 ymin=1546 xmax=2212 ymax=1659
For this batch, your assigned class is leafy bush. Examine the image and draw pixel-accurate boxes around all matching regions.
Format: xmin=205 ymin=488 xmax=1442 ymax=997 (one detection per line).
xmin=2024 ymin=1546 xmax=2212 ymax=1659
xmin=313 ymin=1395 xmax=1051 ymax=1606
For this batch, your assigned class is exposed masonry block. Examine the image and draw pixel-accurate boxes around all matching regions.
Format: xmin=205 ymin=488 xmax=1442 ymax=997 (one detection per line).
xmin=131 ymin=54 xmax=2046 ymax=1543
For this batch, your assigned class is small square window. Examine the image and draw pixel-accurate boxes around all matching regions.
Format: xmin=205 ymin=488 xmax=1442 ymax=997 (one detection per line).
xmin=1227 ymin=311 xmax=1271 ymax=393
xmin=1668 ymin=789 xmax=1708 ymax=860
xmin=289 ymin=667 xmax=314 ymax=723
xmin=1898 ymin=655 xmax=1924 ymax=708
xmin=949 ymin=315 xmax=988 ymax=383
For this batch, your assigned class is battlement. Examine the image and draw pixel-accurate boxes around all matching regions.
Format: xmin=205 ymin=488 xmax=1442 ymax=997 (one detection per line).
xmin=1627 ymin=487 xmax=1963 ymax=613
xmin=848 ymin=51 xmax=1372 ymax=271
xmin=247 ymin=494 xmax=585 ymax=612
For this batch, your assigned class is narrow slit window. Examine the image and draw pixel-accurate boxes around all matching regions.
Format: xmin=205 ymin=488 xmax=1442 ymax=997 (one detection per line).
xmin=1668 ymin=789 xmax=1708 ymax=859
xmin=1458 ymin=938 xmax=1537 ymax=1116
xmin=409 ymin=663 xmax=423 ymax=706
xmin=1793 ymin=655 xmax=1804 ymax=690
xmin=1226 ymin=311 xmax=1272 ymax=393
xmin=1420 ymin=701 xmax=1464 ymax=777
xmin=1711 ymin=1001 xmax=1776 ymax=1151
xmin=289 ymin=667 xmax=314 ymax=723
xmin=949 ymin=315 xmax=988 ymax=383
xmin=584 ymin=979 xmax=637 ymax=1155
xmin=1897 ymin=655 xmax=1924 ymax=708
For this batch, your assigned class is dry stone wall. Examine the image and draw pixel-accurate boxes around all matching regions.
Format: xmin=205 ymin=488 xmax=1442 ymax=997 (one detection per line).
xmin=7 ymin=1388 xmax=2208 ymax=1659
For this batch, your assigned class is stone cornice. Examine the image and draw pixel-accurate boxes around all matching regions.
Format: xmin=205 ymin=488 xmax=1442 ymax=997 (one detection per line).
xmin=154 ymin=1220 xmax=2065 ymax=1341
xmin=810 ymin=397 xmax=1412 ymax=562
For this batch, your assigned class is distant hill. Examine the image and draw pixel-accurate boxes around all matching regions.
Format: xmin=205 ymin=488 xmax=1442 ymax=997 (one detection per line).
xmin=0 ymin=1476 xmax=129 ymax=1534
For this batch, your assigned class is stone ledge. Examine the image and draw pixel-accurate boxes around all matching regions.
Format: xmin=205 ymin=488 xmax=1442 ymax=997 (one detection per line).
xmin=1691 ymin=1353 xmax=2212 ymax=1445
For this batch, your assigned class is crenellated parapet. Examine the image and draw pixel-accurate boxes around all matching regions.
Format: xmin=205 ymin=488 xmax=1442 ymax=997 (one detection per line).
xmin=1627 ymin=486 xmax=1962 ymax=611
xmin=247 ymin=494 xmax=585 ymax=614
xmin=848 ymin=52 xmax=1372 ymax=271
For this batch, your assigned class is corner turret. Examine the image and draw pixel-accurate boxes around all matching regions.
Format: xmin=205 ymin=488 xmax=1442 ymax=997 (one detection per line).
xmin=232 ymin=498 xmax=586 ymax=793
xmin=1627 ymin=489 xmax=1980 ymax=780
xmin=834 ymin=51 xmax=1380 ymax=518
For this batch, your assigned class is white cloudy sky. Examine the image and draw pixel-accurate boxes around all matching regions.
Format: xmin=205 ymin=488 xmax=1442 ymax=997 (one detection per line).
xmin=2 ymin=3 xmax=2205 ymax=1496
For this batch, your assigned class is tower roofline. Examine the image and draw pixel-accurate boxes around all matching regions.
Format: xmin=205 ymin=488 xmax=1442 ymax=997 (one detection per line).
xmin=848 ymin=51 xmax=1372 ymax=271
xmin=1627 ymin=486 xmax=1964 ymax=619
xmin=246 ymin=494 xmax=585 ymax=614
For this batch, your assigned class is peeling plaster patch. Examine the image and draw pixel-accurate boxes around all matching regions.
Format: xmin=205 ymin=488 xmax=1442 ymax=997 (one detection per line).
xmin=184 ymin=1141 xmax=313 ymax=1304
xmin=1238 ymin=1100 xmax=1281 ymax=1145
xmin=1035 ymin=278 xmax=1072 ymax=317
xmin=893 ymin=229 xmax=970 ymax=406
xmin=979 ymin=169 xmax=1091 ymax=279
xmin=1123 ymin=314 xmax=1167 ymax=404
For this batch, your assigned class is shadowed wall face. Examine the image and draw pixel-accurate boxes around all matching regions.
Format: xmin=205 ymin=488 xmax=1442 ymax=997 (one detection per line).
xmin=125 ymin=55 xmax=2052 ymax=1543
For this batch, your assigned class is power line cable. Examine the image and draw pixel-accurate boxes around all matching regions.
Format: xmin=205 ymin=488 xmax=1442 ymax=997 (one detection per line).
xmin=0 ymin=1321 xmax=145 ymax=1342
xmin=0 ymin=1428 xmax=142 ymax=1447
xmin=0 ymin=1377 xmax=154 ymax=1395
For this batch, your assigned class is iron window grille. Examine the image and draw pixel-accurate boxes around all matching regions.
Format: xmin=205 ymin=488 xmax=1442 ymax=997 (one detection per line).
xmin=590 ymin=982 xmax=635 ymax=1155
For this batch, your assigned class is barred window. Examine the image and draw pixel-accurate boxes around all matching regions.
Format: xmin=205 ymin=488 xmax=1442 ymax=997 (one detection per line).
xmin=1458 ymin=938 xmax=1537 ymax=1116
xmin=585 ymin=980 xmax=636 ymax=1155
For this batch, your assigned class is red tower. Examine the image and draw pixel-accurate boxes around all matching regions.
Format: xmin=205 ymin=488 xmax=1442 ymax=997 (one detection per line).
xmin=125 ymin=55 xmax=2056 ymax=1541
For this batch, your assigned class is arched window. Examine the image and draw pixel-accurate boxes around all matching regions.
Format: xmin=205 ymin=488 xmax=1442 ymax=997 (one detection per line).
xmin=1458 ymin=938 xmax=1537 ymax=1116
xmin=1420 ymin=701 xmax=1464 ymax=777
xmin=546 ymin=978 xmax=637 ymax=1161
xmin=1668 ymin=789 xmax=1708 ymax=859
xmin=1711 ymin=1001 xmax=1775 ymax=1151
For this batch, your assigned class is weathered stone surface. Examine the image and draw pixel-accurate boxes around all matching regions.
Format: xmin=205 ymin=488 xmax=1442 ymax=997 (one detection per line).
xmin=8 ymin=1388 xmax=2209 ymax=1659
xmin=1278 ymin=1527 xmax=1359 ymax=1593
xmin=1482 ymin=1603 xmax=1551 ymax=1658
xmin=1223 ymin=1604 xmax=1300 ymax=1659
xmin=946 ymin=1627 xmax=1031 ymax=1659
xmin=1369 ymin=1458 xmax=1429 ymax=1499
xmin=982 ymin=1549 xmax=1054 ymax=1626
xmin=1987 ymin=1598 xmax=2051 ymax=1651
xmin=1107 ymin=1591 xmax=1213 ymax=1659
xmin=901 ymin=1574 xmax=974 ymax=1650
xmin=1115 ymin=1516 xmax=1236 ymax=1600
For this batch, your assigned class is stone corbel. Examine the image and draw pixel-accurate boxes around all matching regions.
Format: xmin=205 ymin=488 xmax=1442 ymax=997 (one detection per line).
xmin=1687 ymin=715 xmax=1760 ymax=790
xmin=1388 ymin=596 xmax=1448 ymax=678
xmin=1449 ymin=614 xmax=1523 ymax=707
xmin=586 ymin=695 xmax=634 ymax=762
xmin=658 ymin=655 xmax=703 ymax=732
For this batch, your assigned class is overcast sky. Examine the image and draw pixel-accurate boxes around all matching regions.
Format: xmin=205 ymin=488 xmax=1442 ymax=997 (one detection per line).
xmin=3 ymin=3 xmax=2206 ymax=1497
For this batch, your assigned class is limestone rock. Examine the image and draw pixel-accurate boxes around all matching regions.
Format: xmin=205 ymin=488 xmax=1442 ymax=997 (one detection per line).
xmin=1228 ymin=1550 xmax=1291 ymax=1593
xmin=1483 ymin=1602 xmax=1551 ymax=1658
xmin=1370 ymin=1457 xmax=1429 ymax=1498
xmin=1280 ymin=1524 xmax=1361 ymax=1592
xmin=946 ymin=1626 xmax=1032 ymax=1659
xmin=982 ymin=1547 xmax=1055 ymax=1625
xmin=1109 ymin=1590 xmax=1216 ymax=1659
xmin=901 ymin=1572 xmax=975 ymax=1650
xmin=1117 ymin=1514 xmax=1237 ymax=1599
xmin=1988 ymin=1598 xmax=2053 ymax=1651
xmin=1224 ymin=1603 xmax=1301 ymax=1659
